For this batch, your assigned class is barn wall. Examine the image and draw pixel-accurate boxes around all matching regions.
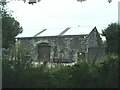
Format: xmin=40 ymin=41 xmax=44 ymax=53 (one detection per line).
xmin=88 ymin=27 xmax=99 ymax=48
xmin=16 ymin=35 xmax=88 ymax=63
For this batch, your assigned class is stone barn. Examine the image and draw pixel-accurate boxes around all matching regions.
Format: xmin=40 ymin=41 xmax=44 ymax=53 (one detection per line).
xmin=16 ymin=26 xmax=105 ymax=64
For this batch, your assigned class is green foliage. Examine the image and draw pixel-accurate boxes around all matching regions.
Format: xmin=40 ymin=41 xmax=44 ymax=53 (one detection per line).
xmin=2 ymin=34 xmax=118 ymax=88
xmin=3 ymin=53 xmax=119 ymax=88
xmin=98 ymin=54 xmax=118 ymax=87
xmin=102 ymin=23 xmax=120 ymax=54
xmin=49 ymin=65 xmax=72 ymax=88
xmin=1 ymin=4 xmax=23 ymax=49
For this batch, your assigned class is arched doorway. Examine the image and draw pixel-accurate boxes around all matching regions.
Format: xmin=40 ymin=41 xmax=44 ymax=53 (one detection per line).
xmin=37 ymin=43 xmax=51 ymax=62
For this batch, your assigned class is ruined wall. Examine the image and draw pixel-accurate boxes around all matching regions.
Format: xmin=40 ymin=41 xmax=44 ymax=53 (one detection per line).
xmin=16 ymin=27 xmax=106 ymax=63
xmin=88 ymin=27 xmax=99 ymax=48
xmin=16 ymin=35 xmax=88 ymax=63
xmin=87 ymin=27 xmax=105 ymax=61
xmin=88 ymin=47 xmax=106 ymax=62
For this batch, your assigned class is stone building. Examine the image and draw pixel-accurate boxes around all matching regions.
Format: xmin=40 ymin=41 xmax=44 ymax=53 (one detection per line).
xmin=16 ymin=27 xmax=105 ymax=63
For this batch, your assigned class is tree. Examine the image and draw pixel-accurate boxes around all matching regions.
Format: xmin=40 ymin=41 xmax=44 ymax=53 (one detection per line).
xmin=1 ymin=4 xmax=23 ymax=49
xmin=102 ymin=23 xmax=120 ymax=54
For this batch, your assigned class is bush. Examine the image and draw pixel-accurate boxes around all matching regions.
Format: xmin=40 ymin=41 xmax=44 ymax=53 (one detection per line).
xmin=2 ymin=53 xmax=119 ymax=88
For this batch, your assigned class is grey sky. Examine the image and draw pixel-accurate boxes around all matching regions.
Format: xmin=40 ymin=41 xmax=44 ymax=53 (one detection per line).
xmin=7 ymin=0 xmax=119 ymax=39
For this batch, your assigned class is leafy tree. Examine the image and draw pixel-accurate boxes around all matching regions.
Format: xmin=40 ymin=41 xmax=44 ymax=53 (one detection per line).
xmin=102 ymin=23 xmax=119 ymax=54
xmin=1 ymin=4 xmax=23 ymax=49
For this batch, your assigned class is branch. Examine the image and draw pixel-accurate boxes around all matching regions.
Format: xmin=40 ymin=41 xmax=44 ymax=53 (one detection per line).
xmin=0 ymin=0 xmax=113 ymax=5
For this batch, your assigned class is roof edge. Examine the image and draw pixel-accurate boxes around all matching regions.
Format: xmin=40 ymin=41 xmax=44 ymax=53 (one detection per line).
xmin=16 ymin=34 xmax=88 ymax=39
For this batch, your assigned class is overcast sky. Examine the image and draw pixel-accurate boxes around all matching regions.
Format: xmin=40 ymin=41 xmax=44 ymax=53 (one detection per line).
xmin=7 ymin=0 xmax=119 ymax=39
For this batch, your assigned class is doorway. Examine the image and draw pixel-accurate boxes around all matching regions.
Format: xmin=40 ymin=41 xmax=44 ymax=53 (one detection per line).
xmin=38 ymin=43 xmax=51 ymax=61
xmin=78 ymin=52 xmax=85 ymax=61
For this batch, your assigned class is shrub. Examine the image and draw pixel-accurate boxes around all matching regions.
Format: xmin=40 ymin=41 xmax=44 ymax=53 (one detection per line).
xmin=2 ymin=53 xmax=119 ymax=88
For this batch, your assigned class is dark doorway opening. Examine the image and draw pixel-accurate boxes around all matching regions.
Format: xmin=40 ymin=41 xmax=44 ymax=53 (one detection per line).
xmin=38 ymin=43 xmax=51 ymax=61
xmin=78 ymin=52 xmax=85 ymax=61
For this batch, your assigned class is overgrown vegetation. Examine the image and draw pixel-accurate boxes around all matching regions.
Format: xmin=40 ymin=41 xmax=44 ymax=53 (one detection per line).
xmin=102 ymin=23 xmax=120 ymax=54
xmin=1 ymin=2 xmax=118 ymax=88
xmin=2 ymin=53 xmax=118 ymax=88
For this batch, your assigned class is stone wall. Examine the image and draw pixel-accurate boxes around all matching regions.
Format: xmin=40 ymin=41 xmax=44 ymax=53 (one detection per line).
xmin=88 ymin=27 xmax=99 ymax=48
xmin=16 ymin=27 xmax=105 ymax=63
xmin=17 ymin=35 xmax=88 ymax=63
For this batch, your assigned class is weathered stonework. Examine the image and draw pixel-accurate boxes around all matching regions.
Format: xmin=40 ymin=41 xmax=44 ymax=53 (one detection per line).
xmin=16 ymin=27 xmax=105 ymax=63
